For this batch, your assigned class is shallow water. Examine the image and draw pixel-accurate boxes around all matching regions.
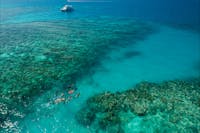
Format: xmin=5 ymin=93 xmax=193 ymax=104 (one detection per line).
xmin=0 ymin=0 xmax=200 ymax=133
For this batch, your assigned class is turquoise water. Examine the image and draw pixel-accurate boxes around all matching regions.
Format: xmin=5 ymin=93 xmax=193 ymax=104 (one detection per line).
xmin=0 ymin=0 xmax=200 ymax=133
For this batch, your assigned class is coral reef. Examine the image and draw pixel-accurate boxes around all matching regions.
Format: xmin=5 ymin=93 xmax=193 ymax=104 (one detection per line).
xmin=0 ymin=17 xmax=155 ymax=131
xmin=75 ymin=79 xmax=200 ymax=132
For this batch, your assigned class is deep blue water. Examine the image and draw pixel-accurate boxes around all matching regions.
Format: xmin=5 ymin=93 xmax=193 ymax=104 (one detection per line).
xmin=1 ymin=0 xmax=200 ymax=24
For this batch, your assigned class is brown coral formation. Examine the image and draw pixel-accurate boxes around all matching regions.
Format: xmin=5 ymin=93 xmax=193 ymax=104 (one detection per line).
xmin=75 ymin=79 xmax=200 ymax=132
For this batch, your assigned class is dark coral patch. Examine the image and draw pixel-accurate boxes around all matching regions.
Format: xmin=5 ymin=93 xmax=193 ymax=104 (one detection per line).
xmin=75 ymin=79 xmax=200 ymax=132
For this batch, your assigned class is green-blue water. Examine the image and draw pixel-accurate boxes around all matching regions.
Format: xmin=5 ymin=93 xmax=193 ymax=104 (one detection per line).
xmin=0 ymin=0 xmax=200 ymax=132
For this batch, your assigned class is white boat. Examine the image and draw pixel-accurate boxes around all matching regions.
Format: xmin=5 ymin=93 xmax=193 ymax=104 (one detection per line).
xmin=60 ymin=5 xmax=73 ymax=12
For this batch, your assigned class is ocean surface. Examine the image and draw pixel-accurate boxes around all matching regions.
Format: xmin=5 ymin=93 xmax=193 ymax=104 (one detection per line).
xmin=0 ymin=0 xmax=200 ymax=133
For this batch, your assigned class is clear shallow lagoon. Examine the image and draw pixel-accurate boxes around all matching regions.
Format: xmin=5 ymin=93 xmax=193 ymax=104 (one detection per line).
xmin=0 ymin=0 xmax=200 ymax=133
